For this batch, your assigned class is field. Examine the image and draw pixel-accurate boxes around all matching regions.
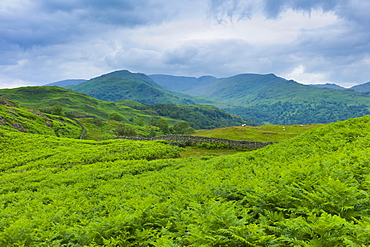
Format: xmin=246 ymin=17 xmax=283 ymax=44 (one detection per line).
xmin=194 ymin=123 xmax=324 ymax=142
xmin=1 ymin=116 xmax=370 ymax=246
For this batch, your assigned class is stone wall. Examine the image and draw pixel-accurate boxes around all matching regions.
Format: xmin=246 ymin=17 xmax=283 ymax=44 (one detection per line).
xmin=114 ymin=134 xmax=274 ymax=149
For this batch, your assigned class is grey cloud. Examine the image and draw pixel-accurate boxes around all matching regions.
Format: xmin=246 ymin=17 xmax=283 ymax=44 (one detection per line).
xmin=209 ymin=0 xmax=370 ymax=30
xmin=208 ymin=0 xmax=347 ymax=20
xmin=161 ymin=40 xmax=278 ymax=77
xmin=0 ymin=0 xmax=175 ymax=50
xmin=164 ymin=46 xmax=200 ymax=65
xmin=37 ymin=0 xmax=177 ymax=26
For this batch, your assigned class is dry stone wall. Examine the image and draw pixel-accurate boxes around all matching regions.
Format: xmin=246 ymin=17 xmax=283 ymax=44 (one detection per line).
xmin=114 ymin=135 xmax=274 ymax=149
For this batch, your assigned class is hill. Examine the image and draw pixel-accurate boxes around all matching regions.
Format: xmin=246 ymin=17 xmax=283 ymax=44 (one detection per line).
xmin=115 ymin=101 xmax=257 ymax=129
xmin=151 ymin=73 xmax=370 ymax=124
xmin=66 ymin=70 xmax=214 ymax=105
xmin=351 ymin=81 xmax=370 ymax=93
xmin=0 ymin=86 xmax=189 ymax=139
xmin=0 ymin=86 xmax=256 ymax=140
xmin=0 ymin=86 xmax=155 ymax=121
xmin=148 ymin=74 xmax=217 ymax=94
xmin=0 ymin=98 xmax=82 ymax=138
xmin=309 ymin=83 xmax=346 ymax=90
xmin=44 ymin=79 xmax=87 ymax=87
xmin=2 ymin=116 xmax=370 ymax=245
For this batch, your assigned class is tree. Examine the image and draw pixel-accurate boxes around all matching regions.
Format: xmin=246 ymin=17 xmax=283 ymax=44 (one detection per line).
xmin=109 ymin=113 xmax=123 ymax=122
xmin=114 ymin=125 xmax=137 ymax=136
xmin=171 ymin=121 xmax=195 ymax=134
xmin=151 ymin=118 xmax=170 ymax=134
xmin=51 ymin=105 xmax=63 ymax=116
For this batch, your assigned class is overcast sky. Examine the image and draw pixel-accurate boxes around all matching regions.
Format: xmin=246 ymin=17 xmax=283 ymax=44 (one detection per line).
xmin=1 ymin=0 xmax=369 ymax=88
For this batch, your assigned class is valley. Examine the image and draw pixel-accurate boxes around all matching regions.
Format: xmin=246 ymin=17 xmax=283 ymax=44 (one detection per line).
xmin=1 ymin=69 xmax=370 ymax=246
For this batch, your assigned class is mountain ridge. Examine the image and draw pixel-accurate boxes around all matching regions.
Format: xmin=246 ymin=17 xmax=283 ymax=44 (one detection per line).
xmin=66 ymin=70 xmax=214 ymax=105
xmin=42 ymin=70 xmax=370 ymax=124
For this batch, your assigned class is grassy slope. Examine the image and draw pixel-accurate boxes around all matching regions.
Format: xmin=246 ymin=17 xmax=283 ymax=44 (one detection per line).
xmin=151 ymin=73 xmax=370 ymax=125
xmin=0 ymin=98 xmax=82 ymax=138
xmin=0 ymin=86 xmax=172 ymax=124
xmin=1 ymin=116 xmax=370 ymax=245
xmin=194 ymin=123 xmax=325 ymax=142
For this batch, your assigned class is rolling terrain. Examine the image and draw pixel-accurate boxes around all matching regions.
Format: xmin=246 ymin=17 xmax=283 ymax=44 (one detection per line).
xmin=0 ymin=98 xmax=82 ymax=138
xmin=0 ymin=86 xmax=154 ymax=121
xmin=150 ymin=73 xmax=370 ymax=124
xmin=44 ymin=70 xmax=370 ymax=125
xmin=2 ymin=70 xmax=370 ymax=245
xmin=66 ymin=70 xmax=214 ymax=105
xmin=1 ymin=115 xmax=370 ymax=245
xmin=0 ymin=86 xmax=252 ymax=139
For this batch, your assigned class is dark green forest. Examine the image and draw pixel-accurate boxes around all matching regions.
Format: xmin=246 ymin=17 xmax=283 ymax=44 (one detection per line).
xmin=225 ymin=101 xmax=370 ymax=125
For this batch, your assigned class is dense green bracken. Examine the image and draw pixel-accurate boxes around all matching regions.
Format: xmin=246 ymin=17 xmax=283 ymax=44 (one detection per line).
xmin=1 ymin=116 xmax=370 ymax=246
xmin=0 ymin=104 xmax=81 ymax=138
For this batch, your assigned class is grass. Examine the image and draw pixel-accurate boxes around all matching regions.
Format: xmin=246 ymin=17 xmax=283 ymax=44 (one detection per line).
xmin=194 ymin=123 xmax=325 ymax=142
xmin=179 ymin=146 xmax=250 ymax=158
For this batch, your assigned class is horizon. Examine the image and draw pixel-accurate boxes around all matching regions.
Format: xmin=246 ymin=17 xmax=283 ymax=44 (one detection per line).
xmin=0 ymin=69 xmax=364 ymax=90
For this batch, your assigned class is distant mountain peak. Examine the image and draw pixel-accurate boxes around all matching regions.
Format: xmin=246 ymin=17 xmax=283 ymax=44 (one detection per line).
xmin=309 ymin=83 xmax=346 ymax=90
xmin=351 ymin=81 xmax=370 ymax=93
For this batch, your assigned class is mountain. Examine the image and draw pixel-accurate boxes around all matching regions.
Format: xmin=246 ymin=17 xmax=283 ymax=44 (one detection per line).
xmin=66 ymin=70 xmax=214 ymax=105
xmin=44 ymin=79 xmax=87 ymax=87
xmin=30 ymin=70 xmax=370 ymax=125
xmin=309 ymin=83 xmax=346 ymax=90
xmin=148 ymin=74 xmax=217 ymax=94
xmin=150 ymin=73 xmax=370 ymax=124
xmin=351 ymin=81 xmax=370 ymax=93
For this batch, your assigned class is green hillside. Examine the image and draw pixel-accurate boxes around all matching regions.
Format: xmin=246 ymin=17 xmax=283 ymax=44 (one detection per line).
xmin=351 ymin=81 xmax=370 ymax=93
xmin=151 ymin=73 xmax=370 ymax=124
xmin=309 ymin=83 xmax=346 ymax=90
xmin=2 ymin=116 xmax=370 ymax=245
xmin=0 ymin=86 xmax=188 ymax=139
xmin=0 ymin=86 xmax=257 ymax=140
xmin=0 ymin=98 xmax=82 ymax=138
xmin=67 ymin=70 xmax=214 ymax=105
xmin=115 ymin=101 xmax=257 ymax=129
xmin=224 ymin=101 xmax=370 ymax=125
xmin=148 ymin=74 xmax=217 ymax=94
xmin=0 ymin=86 xmax=140 ymax=120
xmin=183 ymin=73 xmax=370 ymax=106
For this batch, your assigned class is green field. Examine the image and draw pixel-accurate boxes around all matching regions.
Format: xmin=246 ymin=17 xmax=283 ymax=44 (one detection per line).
xmin=194 ymin=123 xmax=325 ymax=142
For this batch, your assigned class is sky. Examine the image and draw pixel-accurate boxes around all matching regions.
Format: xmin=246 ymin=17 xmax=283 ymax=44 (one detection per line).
xmin=0 ymin=0 xmax=369 ymax=88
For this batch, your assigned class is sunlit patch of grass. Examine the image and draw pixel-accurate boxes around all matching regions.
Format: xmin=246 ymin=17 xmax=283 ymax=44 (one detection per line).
xmin=179 ymin=146 xmax=249 ymax=158
xmin=194 ymin=124 xmax=325 ymax=142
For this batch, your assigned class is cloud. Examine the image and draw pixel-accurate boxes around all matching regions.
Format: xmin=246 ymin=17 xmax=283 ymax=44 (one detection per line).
xmin=208 ymin=0 xmax=344 ymax=20
xmin=0 ymin=0 xmax=180 ymax=50
xmin=0 ymin=0 xmax=369 ymax=88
